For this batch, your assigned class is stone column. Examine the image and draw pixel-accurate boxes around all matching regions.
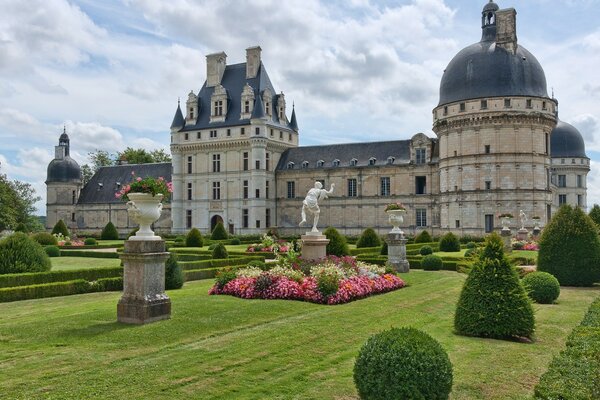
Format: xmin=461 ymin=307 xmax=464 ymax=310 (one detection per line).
xmin=386 ymin=233 xmax=410 ymax=273
xmin=301 ymin=232 xmax=329 ymax=261
xmin=117 ymin=240 xmax=171 ymax=324
xmin=501 ymin=228 xmax=512 ymax=253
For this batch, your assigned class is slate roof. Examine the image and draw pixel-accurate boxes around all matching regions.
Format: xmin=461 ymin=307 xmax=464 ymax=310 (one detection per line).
xmin=276 ymin=139 xmax=437 ymax=171
xmin=47 ymin=157 xmax=82 ymax=183
xmin=78 ymin=163 xmax=172 ymax=204
xmin=170 ymin=103 xmax=185 ymax=130
xmin=551 ymin=120 xmax=587 ymax=158
xmin=178 ymin=62 xmax=291 ymax=131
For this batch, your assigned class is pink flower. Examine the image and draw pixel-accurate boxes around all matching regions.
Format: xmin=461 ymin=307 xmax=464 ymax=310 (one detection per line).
xmin=158 ymin=177 xmax=164 ymax=181
xmin=131 ymin=171 xmax=135 ymax=176
xmin=136 ymin=177 xmax=142 ymax=182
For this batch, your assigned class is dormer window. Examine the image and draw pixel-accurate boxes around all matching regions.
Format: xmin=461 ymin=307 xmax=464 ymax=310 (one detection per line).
xmin=214 ymin=101 xmax=223 ymax=116
xmin=240 ymin=84 xmax=255 ymax=119
xmin=317 ymin=160 xmax=324 ymax=168
xmin=287 ymin=162 xmax=295 ymax=170
xmin=387 ymin=156 xmax=395 ymax=165
xmin=244 ymin=101 xmax=250 ymax=113
xmin=368 ymin=157 xmax=376 ymax=166
xmin=210 ymin=84 xmax=228 ymax=123
xmin=350 ymin=158 xmax=358 ymax=167
xmin=277 ymin=93 xmax=286 ymax=123
xmin=302 ymin=161 xmax=309 ymax=169
xmin=262 ymin=88 xmax=273 ymax=120
xmin=333 ymin=159 xmax=340 ymax=167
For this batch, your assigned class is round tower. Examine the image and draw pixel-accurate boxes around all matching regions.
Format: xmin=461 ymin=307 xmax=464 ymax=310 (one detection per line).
xmin=432 ymin=1 xmax=557 ymax=234
xmin=46 ymin=129 xmax=82 ymax=231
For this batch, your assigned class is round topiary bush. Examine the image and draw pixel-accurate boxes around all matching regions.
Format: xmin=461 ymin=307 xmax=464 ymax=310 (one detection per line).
xmin=465 ymin=242 xmax=477 ymax=249
xmin=230 ymin=238 xmax=241 ymax=245
xmin=454 ymin=234 xmax=535 ymax=339
xmin=538 ymin=205 xmax=600 ymax=286
xmin=0 ymin=233 xmax=52 ymax=274
xmin=32 ymin=232 xmax=58 ymax=246
xmin=211 ymin=222 xmax=228 ymax=240
xmin=380 ymin=241 xmax=388 ymax=256
xmin=186 ymin=228 xmax=203 ymax=248
xmin=84 ymin=238 xmax=97 ymax=246
xmin=208 ymin=243 xmax=218 ymax=250
xmin=422 ymin=254 xmax=443 ymax=271
xmin=324 ymin=227 xmax=350 ymax=256
xmin=44 ymin=245 xmax=61 ymax=257
xmin=439 ymin=232 xmax=460 ymax=252
xmin=100 ymin=221 xmax=119 ymax=240
xmin=354 ymin=327 xmax=453 ymax=400
xmin=522 ymin=272 xmax=560 ymax=304
xmin=211 ymin=243 xmax=228 ymax=259
xmin=420 ymin=245 xmax=433 ymax=256
xmin=51 ymin=219 xmax=70 ymax=237
xmin=165 ymin=253 xmax=184 ymax=290
xmin=415 ymin=230 xmax=433 ymax=244
xmin=356 ymin=228 xmax=381 ymax=248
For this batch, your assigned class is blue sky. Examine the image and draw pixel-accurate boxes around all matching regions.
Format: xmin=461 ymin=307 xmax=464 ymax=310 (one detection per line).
xmin=1 ymin=0 xmax=599 ymax=215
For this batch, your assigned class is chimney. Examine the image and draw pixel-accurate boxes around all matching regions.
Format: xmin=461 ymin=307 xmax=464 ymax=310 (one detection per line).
xmin=496 ymin=8 xmax=517 ymax=54
xmin=206 ymin=51 xmax=227 ymax=87
xmin=246 ymin=46 xmax=262 ymax=79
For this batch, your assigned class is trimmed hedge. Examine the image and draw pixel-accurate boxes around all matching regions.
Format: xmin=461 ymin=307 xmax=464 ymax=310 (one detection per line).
xmin=51 ymin=219 xmax=70 ymax=237
xmin=0 ymin=280 xmax=89 ymax=302
xmin=522 ymin=272 xmax=560 ymax=304
xmin=59 ymin=250 xmax=120 ymax=259
xmin=414 ymin=230 xmax=433 ymax=243
xmin=84 ymin=238 xmax=97 ymax=246
xmin=32 ymin=232 xmax=58 ymax=246
xmin=534 ymin=297 xmax=600 ymax=399
xmin=0 ymin=267 xmax=123 ymax=289
xmin=186 ymin=228 xmax=203 ymax=248
xmin=211 ymin=222 xmax=229 ymax=240
xmin=324 ymin=227 xmax=350 ymax=256
xmin=422 ymin=255 xmax=443 ymax=271
xmin=356 ymin=228 xmax=381 ymax=248
xmin=59 ymin=244 xmax=123 ymax=250
xmin=439 ymin=232 xmax=461 ymax=252
xmin=45 ymin=246 xmax=61 ymax=257
xmin=0 ymin=233 xmax=52 ymax=274
xmin=350 ymin=246 xmax=381 ymax=256
xmin=101 ymin=222 xmax=119 ymax=240
xmin=211 ymin=243 xmax=229 ymax=259
xmin=184 ymin=266 xmax=242 ymax=281
xmin=178 ymin=256 xmax=264 ymax=271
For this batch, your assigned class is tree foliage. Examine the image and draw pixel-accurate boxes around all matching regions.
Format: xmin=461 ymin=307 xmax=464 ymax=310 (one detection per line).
xmin=589 ymin=204 xmax=600 ymax=228
xmin=0 ymin=167 xmax=42 ymax=231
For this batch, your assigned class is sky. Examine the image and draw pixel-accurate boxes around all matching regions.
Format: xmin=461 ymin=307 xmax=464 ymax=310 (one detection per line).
xmin=1 ymin=0 xmax=600 ymax=215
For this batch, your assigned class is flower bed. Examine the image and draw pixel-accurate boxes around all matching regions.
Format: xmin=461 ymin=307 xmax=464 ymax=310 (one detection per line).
xmin=246 ymin=233 xmax=291 ymax=253
xmin=511 ymin=239 xmax=539 ymax=251
xmin=209 ymin=256 xmax=405 ymax=305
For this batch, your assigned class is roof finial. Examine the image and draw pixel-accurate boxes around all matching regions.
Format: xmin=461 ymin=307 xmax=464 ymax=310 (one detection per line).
xmin=63 ymin=124 xmax=66 ymax=134
xmin=178 ymin=97 xmax=180 ymax=106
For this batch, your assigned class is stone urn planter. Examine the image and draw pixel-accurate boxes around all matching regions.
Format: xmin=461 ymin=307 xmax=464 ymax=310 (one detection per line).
xmin=500 ymin=215 xmax=512 ymax=232
xmin=386 ymin=209 xmax=406 ymax=235
xmin=126 ymin=193 xmax=164 ymax=241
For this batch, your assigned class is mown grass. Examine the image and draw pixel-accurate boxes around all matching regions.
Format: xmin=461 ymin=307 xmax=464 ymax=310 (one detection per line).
xmin=51 ymin=257 xmax=122 ymax=271
xmin=0 ymin=271 xmax=597 ymax=399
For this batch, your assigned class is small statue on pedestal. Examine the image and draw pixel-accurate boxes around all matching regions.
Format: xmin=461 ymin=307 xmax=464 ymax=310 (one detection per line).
xmin=299 ymin=181 xmax=335 ymax=233
xmin=519 ymin=210 xmax=527 ymax=230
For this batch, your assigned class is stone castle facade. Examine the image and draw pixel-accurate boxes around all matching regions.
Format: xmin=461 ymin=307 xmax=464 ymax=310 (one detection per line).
xmin=46 ymin=1 xmax=589 ymax=237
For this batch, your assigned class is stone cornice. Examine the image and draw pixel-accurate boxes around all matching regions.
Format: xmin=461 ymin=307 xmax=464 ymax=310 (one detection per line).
xmin=433 ymin=112 xmax=556 ymax=133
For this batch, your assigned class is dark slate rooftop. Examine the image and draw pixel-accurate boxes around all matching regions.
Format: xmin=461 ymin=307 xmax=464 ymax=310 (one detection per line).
xmin=551 ymin=120 xmax=587 ymax=159
xmin=178 ymin=62 xmax=290 ymax=131
xmin=47 ymin=157 xmax=82 ymax=183
xmin=78 ymin=163 xmax=172 ymax=204
xmin=276 ymin=139 xmax=437 ymax=171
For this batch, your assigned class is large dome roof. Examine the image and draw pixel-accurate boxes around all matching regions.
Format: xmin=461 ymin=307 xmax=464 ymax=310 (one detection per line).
xmin=438 ymin=2 xmax=549 ymax=106
xmin=551 ymin=120 xmax=587 ymax=158
xmin=47 ymin=157 xmax=82 ymax=183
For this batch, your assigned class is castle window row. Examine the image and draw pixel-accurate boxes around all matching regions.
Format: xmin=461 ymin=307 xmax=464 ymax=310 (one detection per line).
xmin=283 ymin=176 xmax=426 ymax=198
xmin=180 ymin=127 xmax=294 ymax=142
xmin=435 ymin=97 xmax=555 ymax=119
xmin=285 ymin=154 xmax=423 ymax=169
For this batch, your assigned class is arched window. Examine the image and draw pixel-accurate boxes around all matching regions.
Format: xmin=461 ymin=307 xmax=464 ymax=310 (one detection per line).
xmin=332 ymin=159 xmax=340 ymax=167
xmin=350 ymin=158 xmax=358 ymax=167
xmin=302 ymin=161 xmax=309 ymax=169
xmin=368 ymin=157 xmax=376 ymax=166
xmin=317 ymin=160 xmax=324 ymax=168
xmin=387 ymin=156 xmax=395 ymax=165
xmin=287 ymin=162 xmax=295 ymax=170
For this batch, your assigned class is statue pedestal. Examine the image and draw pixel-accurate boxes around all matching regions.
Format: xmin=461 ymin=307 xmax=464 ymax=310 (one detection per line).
xmin=517 ymin=228 xmax=529 ymax=241
xmin=386 ymin=233 xmax=410 ymax=273
xmin=301 ymin=233 xmax=329 ymax=261
xmin=117 ymin=240 xmax=171 ymax=325
xmin=501 ymin=228 xmax=512 ymax=253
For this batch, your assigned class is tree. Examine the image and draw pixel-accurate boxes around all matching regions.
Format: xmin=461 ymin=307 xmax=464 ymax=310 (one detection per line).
xmin=0 ymin=166 xmax=41 ymax=231
xmin=118 ymin=147 xmax=154 ymax=164
xmin=589 ymin=204 xmax=600 ymax=228
xmin=149 ymin=149 xmax=172 ymax=163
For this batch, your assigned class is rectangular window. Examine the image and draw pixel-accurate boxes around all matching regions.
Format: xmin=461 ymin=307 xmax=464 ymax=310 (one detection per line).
xmin=242 ymin=209 xmax=249 ymax=228
xmin=578 ymin=195 xmax=584 ymax=207
xmin=526 ymin=99 xmax=533 ymax=109
xmin=255 ymin=127 xmax=260 ymax=136
xmin=72 ymin=190 xmax=76 ymax=204
xmin=266 ymin=153 xmax=270 ymax=171
xmin=380 ymin=177 xmax=390 ymax=196
xmin=266 ymin=209 xmax=271 ymax=228
xmin=270 ymin=129 xmax=274 ymax=137
xmin=255 ymin=189 xmax=260 ymax=199
xmin=504 ymin=98 xmax=511 ymax=108
xmin=558 ymin=175 xmax=566 ymax=188
xmin=485 ymin=145 xmax=490 ymax=154
xmin=559 ymin=194 xmax=567 ymax=206
xmin=255 ymin=160 xmax=260 ymax=170
xmin=197 ymin=132 xmax=201 ymax=139
xmin=485 ymin=214 xmax=494 ymax=233
xmin=481 ymin=100 xmax=488 ymax=109
xmin=415 ymin=176 xmax=426 ymax=195
xmin=244 ymin=101 xmax=250 ymax=113
xmin=265 ymin=181 xmax=269 ymax=198
xmin=212 ymin=154 xmax=221 ymax=172
xmin=226 ymin=129 xmax=231 ymax=137
xmin=279 ymin=131 xmax=283 ymax=139
xmin=187 ymin=156 xmax=192 ymax=174
xmin=289 ymin=133 xmax=292 ymax=141
xmin=485 ymin=180 xmax=492 ymax=190
xmin=545 ymin=133 xmax=549 ymax=154
xmin=415 ymin=148 xmax=426 ymax=164
xmin=71 ymin=212 xmax=75 ymax=222
xmin=187 ymin=182 xmax=192 ymax=200
xmin=416 ymin=209 xmax=427 ymax=227
xmin=210 ymin=130 xmax=217 ymax=138
xmin=287 ymin=181 xmax=295 ymax=199
xmin=243 ymin=152 xmax=249 ymax=171
xmin=184 ymin=133 xmax=189 ymax=141
xmin=256 ymin=220 xmax=261 ymax=228
xmin=542 ymin=101 xmax=547 ymax=110
xmin=347 ymin=178 xmax=357 ymax=197
xmin=577 ymin=175 xmax=583 ymax=188
xmin=443 ymin=106 xmax=448 ymax=116
xmin=455 ymin=220 xmax=460 ymax=228
xmin=241 ymin=127 xmax=245 ymax=135
xmin=217 ymin=100 xmax=223 ymax=116
xmin=186 ymin=210 xmax=192 ymax=229
xmin=459 ymin=102 xmax=466 ymax=112
xmin=212 ymin=181 xmax=221 ymax=200
xmin=243 ymin=180 xmax=248 ymax=199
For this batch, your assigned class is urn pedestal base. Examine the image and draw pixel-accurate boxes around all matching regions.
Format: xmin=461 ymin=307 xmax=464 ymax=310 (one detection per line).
xmin=117 ymin=240 xmax=171 ymax=325
xmin=386 ymin=233 xmax=410 ymax=273
xmin=301 ymin=233 xmax=329 ymax=261
xmin=501 ymin=228 xmax=512 ymax=253
xmin=517 ymin=228 xmax=529 ymax=241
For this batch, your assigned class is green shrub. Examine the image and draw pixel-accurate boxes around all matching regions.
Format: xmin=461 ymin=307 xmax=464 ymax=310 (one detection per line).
xmin=100 ymin=222 xmax=119 ymax=240
xmin=32 ymin=232 xmax=58 ymax=246
xmin=186 ymin=228 xmax=203 ymax=248
xmin=0 ymin=267 xmax=122 ymax=289
xmin=14 ymin=223 xmax=27 ymax=233
xmin=380 ymin=241 xmax=388 ymax=256
xmin=522 ymin=272 xmax=560 ymax=304
xmin=464 ymin=248 xmax=477 ymax=259
xmin=538 ymin=205 xmax=600 ymax=286
xmin=422 ymin=254 xmax=443 ymax=271
xmin=316 ymin=273 xmax=339 ymax=298
xmin=165 ymin=253 xmax=184 ymax=290
xmin=356 ymin=228 xmax=381 ymax=248
xmin=354 ymin=327 xmax=453 ymax=400
xmin=0 ymin=233 xmax=51 ymax=275
xmin=324 ymin=227 xmax=350 ymax=256
xmin=0 ymin=279 xmax=89 ymax=303
xmin=215 ymin=267 xmax=237 ymax=288
xmin=59 ymin=250 xmax=119 ymax=259
xmin=51 ymin=219 xmax=70 ymax=237
xmin=84 ymin=238 xmax=97 ymax=246
xmin=454 ymin=236 xmax=534 ymax=339
xmin=90 ymin=277 xmax=123 ymax=292
xmin=247 ymin=259 xmax=268 ymax=271
xmin=465 ymin=242 xmax=477 ymax=249
xmin=439 ymin=232 xmax=460 ymax=252
xmin=211 ymin=243 xmax=228 ymax=259
xmin=420 ymin=245 xmax=433 ymax=256
xmin=479 ymin=232 xmax=504 ymax=262
xmin=230 ymin=238 xmax=241 ymax=245
xmin=208 ymin=243 xmax=218 ymax=250
xmin=45 ymin=245 xmax=60 ymax=257
xmin=415 ymin=230 xmax=433 ymax=243
xmin=210 ymin=222 xmax=228 ymax=240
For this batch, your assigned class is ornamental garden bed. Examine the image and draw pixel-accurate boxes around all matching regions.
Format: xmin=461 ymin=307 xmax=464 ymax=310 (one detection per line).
xmin=209 ymin=256 xmax=405 ymax=305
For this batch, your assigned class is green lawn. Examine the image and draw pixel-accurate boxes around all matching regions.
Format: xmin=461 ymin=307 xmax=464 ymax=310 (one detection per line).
xmin=97 ymin=240 xmax=125 ymax=246
xmin=51 ymin=257 xmax=121 ymax=271
xmin=0 ymin=271 xmax=597 ymax=399
xmin=434 ymin=250 xmax=468 ymax=258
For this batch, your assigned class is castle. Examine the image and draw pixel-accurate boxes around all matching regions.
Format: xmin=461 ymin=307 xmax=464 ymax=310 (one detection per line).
xmin=46 ymin=1 xmax=589 ymax=237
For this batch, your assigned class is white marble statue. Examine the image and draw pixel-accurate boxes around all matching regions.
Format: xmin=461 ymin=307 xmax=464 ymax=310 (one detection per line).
xmin=519 ymin=209 xmax=527 ymax=230
xmin=299 ymin=181 xmax=335 ymax=233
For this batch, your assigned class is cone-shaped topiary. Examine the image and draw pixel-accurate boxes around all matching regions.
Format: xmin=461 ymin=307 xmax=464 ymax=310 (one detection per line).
xmin=165 ymin=253 xmax=184 ymax=290
xmin=51 ymin=219 xmax=70 ymax=237
xmin=439 ymin=232 xmax=460 ymax=252
xmin=479 ymin=232 xmax=504 ymax=262
xmin=101 ymin=221 xmax=119 ymax=240
xmin=415 ymin=230 xmax=433 ymax=244
xmin=354 ymin=327 xmax=453 ymax=400
xmin=0 ymin=233 xmax=51 ymax=274
xmin=522 ymin=272 xmax=560 ymax=304
xmin=211 ymin=243 xmax=228 ymax=259
xmin=356 ymin=228 xmax=381 ymax=248
xmin=538 ymin=205 xmax=600 ymax=286
xmin=186 ymin=228 xmax=203 ymax=247
xmin=32 ymin=232 xmax=58 ymax=246
xmin=324 ymin=227 xmax=350 ymax=256
xmin=454 ymin=234 xmax=535 ymax=339
xmin=211 ymin=222 xmax=228 ymax=240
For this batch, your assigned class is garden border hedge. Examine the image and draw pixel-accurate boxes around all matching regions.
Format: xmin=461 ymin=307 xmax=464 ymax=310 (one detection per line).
xmin=0 ymin=267 xmax=123 ymax=289
xmin=58 ymin=244 xmax=123 ymax=250
xmin=59 ymin=250 xmax=120 ymax=259
xmin=178 ymin=256 xmax=265 ymax=271
xmin=0 ymin=277 xmax=125 ymax=303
